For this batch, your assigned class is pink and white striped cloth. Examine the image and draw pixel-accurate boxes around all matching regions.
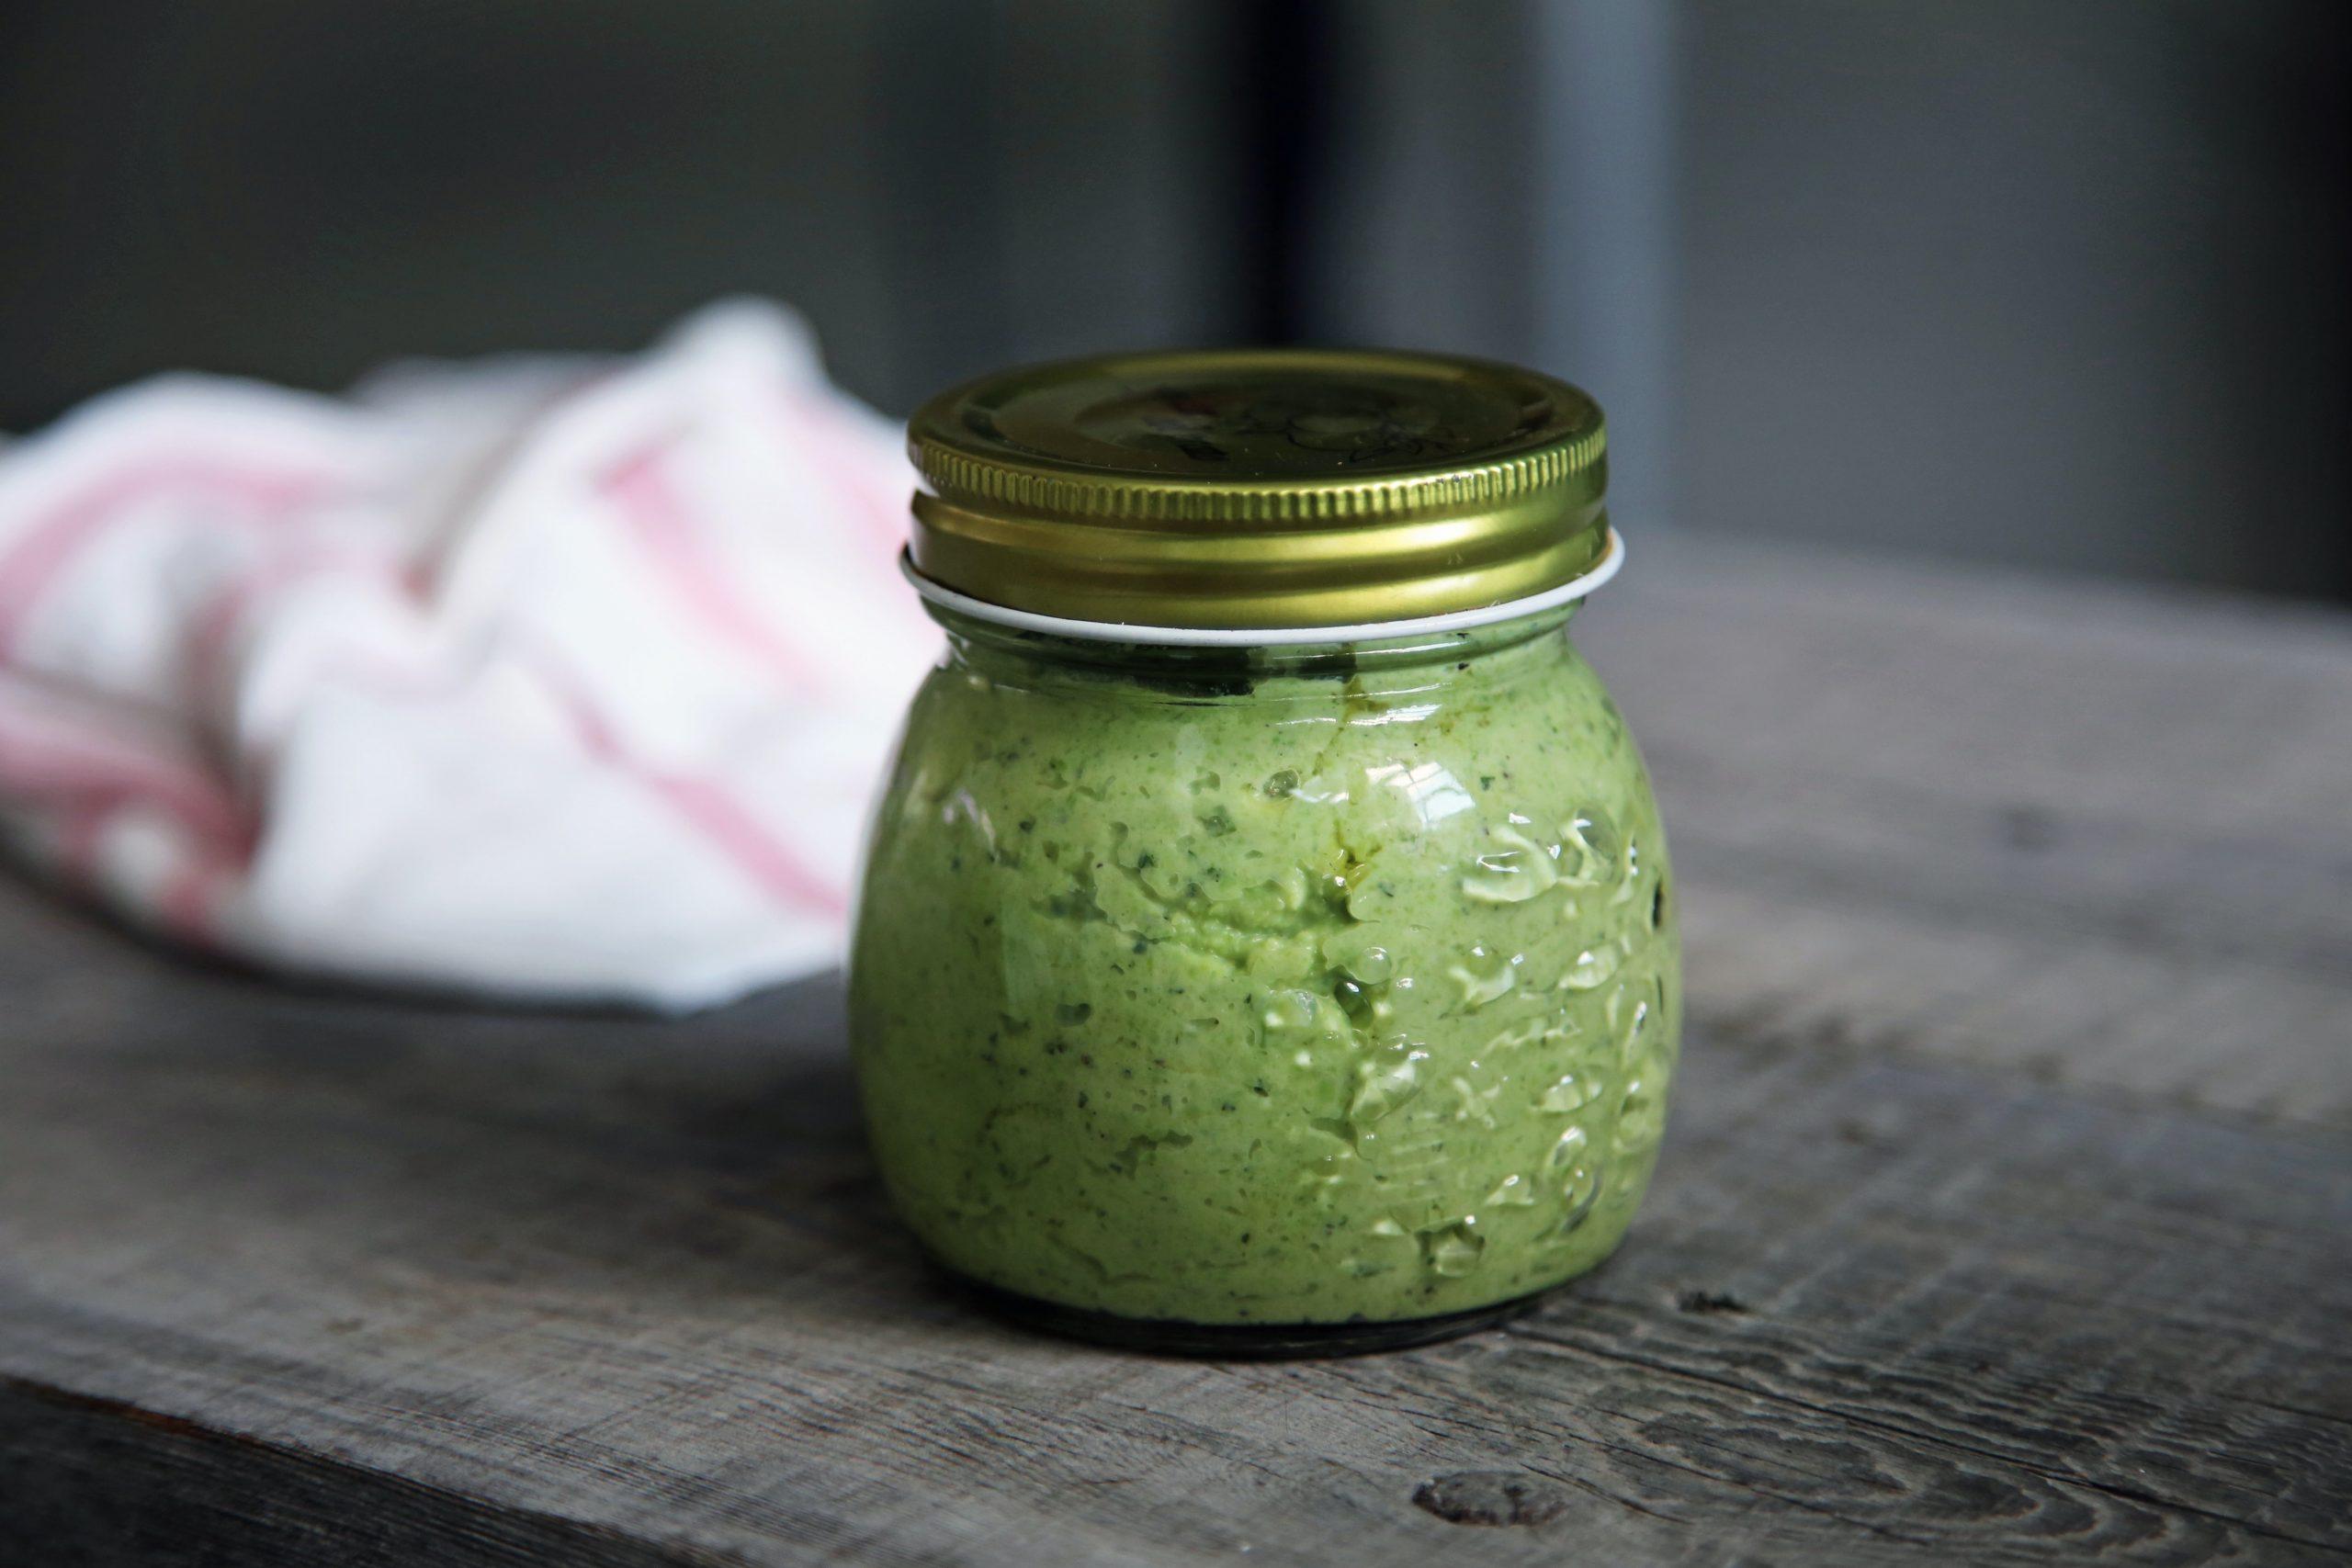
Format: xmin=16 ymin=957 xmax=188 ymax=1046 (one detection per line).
xmin=0 ymin=300 xmax=937 ymax=1010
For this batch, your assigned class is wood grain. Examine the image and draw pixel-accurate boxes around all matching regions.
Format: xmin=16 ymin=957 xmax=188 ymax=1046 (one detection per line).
xmin=3 ymin=540 xmax=2348 ymax=1565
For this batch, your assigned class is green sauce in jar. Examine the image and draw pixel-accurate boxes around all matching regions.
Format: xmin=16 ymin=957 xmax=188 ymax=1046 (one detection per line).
xmin=851 ymin=349 xmax=1679 ymax=1351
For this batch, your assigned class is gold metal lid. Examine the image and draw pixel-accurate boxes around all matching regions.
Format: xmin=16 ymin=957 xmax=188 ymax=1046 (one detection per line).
xmin=905 ymin=347 xmax=1609 ymax=632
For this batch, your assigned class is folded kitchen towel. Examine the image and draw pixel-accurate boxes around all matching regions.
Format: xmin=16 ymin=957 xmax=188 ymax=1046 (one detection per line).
xmin=0 ymin=301 xmax=938 ymax=1011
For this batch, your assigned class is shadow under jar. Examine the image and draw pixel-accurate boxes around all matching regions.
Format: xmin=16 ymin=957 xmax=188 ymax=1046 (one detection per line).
xmin=851 ymin=349 xmax=1679 ymax=1356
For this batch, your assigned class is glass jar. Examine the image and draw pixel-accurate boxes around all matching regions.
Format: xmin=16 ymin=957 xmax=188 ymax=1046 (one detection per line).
xmin=851 ymin=350 xmax=1679 ymax=1354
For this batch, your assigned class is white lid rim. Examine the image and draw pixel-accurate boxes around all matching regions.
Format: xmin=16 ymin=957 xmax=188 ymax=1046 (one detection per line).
xmin=900 ymin=528 xmax=1625 ymax=648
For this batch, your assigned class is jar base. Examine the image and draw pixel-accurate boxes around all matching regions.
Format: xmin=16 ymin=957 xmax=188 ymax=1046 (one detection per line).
xmin=945 ymin=1270 xmax=1552 ymax=1359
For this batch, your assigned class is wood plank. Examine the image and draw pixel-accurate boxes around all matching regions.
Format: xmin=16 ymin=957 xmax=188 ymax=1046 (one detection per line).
xmin=1 ymin=874 xmax=2346 ymax=1565
xmin=1581 ymin=536 xmax=2352 ymax=1124
xmin=1594 ymin=536 xmax=2352 ymax=843
xmin=0 ymin=1378 xmax=715 ymax=1568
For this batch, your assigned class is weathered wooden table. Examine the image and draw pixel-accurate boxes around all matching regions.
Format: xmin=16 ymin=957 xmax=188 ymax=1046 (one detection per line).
xmin=4 ymin=537 xmax=2347 ymax=1565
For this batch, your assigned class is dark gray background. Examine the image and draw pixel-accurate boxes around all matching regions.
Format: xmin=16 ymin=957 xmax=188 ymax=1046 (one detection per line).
xmin=2 ymin=0 xmax=2343 ymax=597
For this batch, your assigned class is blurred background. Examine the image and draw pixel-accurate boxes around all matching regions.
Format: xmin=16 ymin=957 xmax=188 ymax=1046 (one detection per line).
xmin=2 ymin=0 xmax=2345 ymax=597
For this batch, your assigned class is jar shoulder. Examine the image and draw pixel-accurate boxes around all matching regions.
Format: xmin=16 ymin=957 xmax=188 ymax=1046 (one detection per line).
xmin=873 ymin=636 xmax=1663 ymax=862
